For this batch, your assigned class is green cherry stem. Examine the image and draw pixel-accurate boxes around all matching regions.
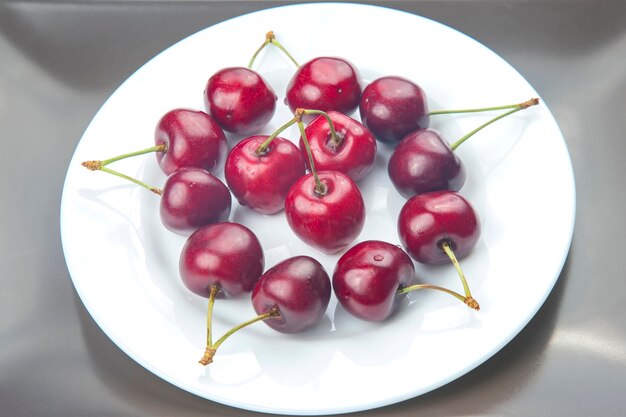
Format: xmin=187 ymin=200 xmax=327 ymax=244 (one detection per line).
xmin=255 ymin=117 xmax=298 ymax=155
xmin=296 ymin=109 xmax=327 ymax=196
xmin=199 ymin=306 xmax=280 ymax=366
xmin=428 ymin=97 xmax=539 ymax=117
xmin=300 ymin=109 xmax=342 ymax=148
xmin=441 ymin=240 xmax=479 ymax=309
xmin=398 ymin=283 xmax=479 ymax=311
xmin=81 ymin=144 xmax=166 ymax=196
xmin=449 ymin=101 xmax=537 ymax=151
xmin=248 ymin=31 xmax=299 ymax=69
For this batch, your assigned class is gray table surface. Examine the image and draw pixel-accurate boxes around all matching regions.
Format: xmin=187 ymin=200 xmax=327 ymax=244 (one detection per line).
xmin=1 ymin=1 xmax=625 ymax=416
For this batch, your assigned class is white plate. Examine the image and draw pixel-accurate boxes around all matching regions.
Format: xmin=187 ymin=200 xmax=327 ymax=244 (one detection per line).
xmin=60 ymin=3 xmax=575 ymax=415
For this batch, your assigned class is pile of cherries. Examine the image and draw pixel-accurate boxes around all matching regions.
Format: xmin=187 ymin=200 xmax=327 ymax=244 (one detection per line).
xmin=82 ymin=32 xmax=538 ymax=365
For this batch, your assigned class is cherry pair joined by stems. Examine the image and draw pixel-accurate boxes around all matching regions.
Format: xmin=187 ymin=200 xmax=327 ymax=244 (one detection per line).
xmin=388 ymin=97 xmax=540 ymax=198
xmin=82 ymin=155 xmax=231 ymax=235
xmin=179 ymin=224 xmax=330 ymax=365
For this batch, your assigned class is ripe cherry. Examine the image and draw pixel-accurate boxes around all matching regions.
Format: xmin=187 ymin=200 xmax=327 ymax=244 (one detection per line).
xmin=397 ymin=190 xmax=481 ymax=309
xmin=179 ymin=222 xmax=264 ymax=365
xmin=154 ymin=108 xmax=227 ymax=175
xmin=388 ymin=98 xmax=539 ymax=198
xmin=333 ymin=240 xmax=417 ymax=322
xmin=180 ymin=222 xmax=264 ymax=299
xmin=285 ymin=57 xmax=362 ymax=116
xmin=299 ymin=110 xmax=377 ymax=182
xmin=285 ymin=111 xmax=365 ymax=253
xmin=359 ymin=76 xmax=429 ymax=145
xmin=252 ymin=255 xmax=331 ymax=333
xmin=224 ymin=134 xmax=305 ymax=214
xmin=204 ymin=67 xmax=277 ymax=135
xmin=82 ymin=157 xmax=231 ymax=235
xmin=197 ymin=255 xmax=331 ymax=365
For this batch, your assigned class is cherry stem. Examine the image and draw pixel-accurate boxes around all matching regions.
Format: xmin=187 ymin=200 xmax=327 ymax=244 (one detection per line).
xmin=300 ymin=109 xmax=342 ymax=149
xmin=296 ymin=109 xmax=327 ymax=196
xmin=428 ymin=97 xmax=540 ymax=116
xmin=248 ymin=31 xmax=299 ymax=69
xmin=449 ymin=98 xmax=540 ymax=151
xmin=198 ymin=306 xmax=280 ymax=366
xmin=255 ymin=118 xmax=298 ymax=155
xmin=82 ymin=163 xmax=162 ymax=195
xmin=440 ymin=241 xmax=478 ymax=310
xmin=398 ymin=283 xmax=480 ymax=311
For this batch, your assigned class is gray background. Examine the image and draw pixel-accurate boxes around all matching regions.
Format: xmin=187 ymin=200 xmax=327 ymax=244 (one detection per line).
xmin=1 ymin=1 xmax=625 ymax=416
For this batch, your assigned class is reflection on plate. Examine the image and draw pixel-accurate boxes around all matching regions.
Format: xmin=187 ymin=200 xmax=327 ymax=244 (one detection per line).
xmin=60 ymin=3 xmax=575 ymax=415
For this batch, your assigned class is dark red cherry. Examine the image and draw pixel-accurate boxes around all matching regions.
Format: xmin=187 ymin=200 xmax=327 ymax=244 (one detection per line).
xmin=299 ymin=111 xmax=377 ymax=182
xmin=388 ymin=128 xmax=466 ymax=199
xmin=285 ymin=57 xmax=362 ymax=115
xmin=285 ymin=170 xmax=365 ymax=254
xmin=179 ymin=222 xmax=264 ymax=298
xmin=359 ymin=76 xmax=429 ymax=145
xmin=204 ymin=67 xmax=277 ymax=135
xmin=154 ymin=108 xmax=227 ymax=176
xmin=251 ymin=256 xmax=331 ymax=334
xmin=224 ymin=135 xmax=305 ymax=214
xmin=160 ymin=167 xmax=231 ymax=235
xmin=333 ymin=240 xmax=417 ymax=322
xmin=397 ymin=190 xmax=480 ymax=264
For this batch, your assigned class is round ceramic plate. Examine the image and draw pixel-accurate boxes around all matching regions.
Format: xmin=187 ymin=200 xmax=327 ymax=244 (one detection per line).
xmin=60 ymin=3 xmax=575 ymax=415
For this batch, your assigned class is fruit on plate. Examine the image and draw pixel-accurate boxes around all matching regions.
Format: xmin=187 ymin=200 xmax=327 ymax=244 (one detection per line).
xmin=333 ymin=240 xmax=417 ymax=321
xmin=388 ymin=98 xmax=539 ymax=198
xmin=82 ymin=157 xmax=231 ymax=235
xmin=285 ymin=57 xmax=362 ymax=116
xmin=397 ymin=190 xmax=481 ymax=309
xmin=224 ymin=134 xmax=305 ymax=214
xmin=359 ymin=76 xmax=430 ymax=145
xmin=155 ymin=108 xmax=227 ymax=175
xmin=252 ymin=255 xmax=331 ymax=333
xmin=284 ymin=110 xmax=365 ymax=253
xmin=178 ymin=222 xmax=264 ymax=365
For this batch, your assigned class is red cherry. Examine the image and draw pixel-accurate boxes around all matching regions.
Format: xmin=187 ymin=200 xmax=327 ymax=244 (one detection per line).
xmin=388 ymin=128 xmax=466 ymax=199
xmin=299 ymin=110 xmax=377 ymax=182
xmin=179 ymin=222 xmax=264 ymax=298
xmin=359 ymin=76 xmax=429 ymax=145
xmin=160 ymin=167 xmax=231 ymax=235
xmin=204 ymin=67 xmax=277 ymax=135
xmin=251 ymin=256 xmax=331 ymax=334
xmin=285 ymin=57 xmax=362 ymax=115
xmin=285 ymin=170 xmax=365 ymax=254
xmin=224 ymin=135 xmax=305 ymax=214
xmin=397 ymin=190 xmax=480 ymax=264
xmin=154 ymin=108 xmax=227 ymax=175
xmin=333 ymin=240 xmax=417 ymax=322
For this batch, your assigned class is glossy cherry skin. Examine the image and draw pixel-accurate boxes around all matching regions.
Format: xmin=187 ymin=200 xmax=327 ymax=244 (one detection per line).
xmin=159 ymin=167 xmax=231 ymax=235
xmin=224 ymin=135 xmax=306 ymax=214
xmin=204 ymin=67 xmax=277 ymax=135
xmin=388 ymin=128 xmax=466 ymax=199
xmin=251 ymin=256 xmax=331 ymax=334
xmin=333 ymin=240 xmax=417 ymax=322
xmin=285 ymin=171 xmax=365 ymax=254
xmin=359 ymin=76 xmax=429 ymax=145
xmin=285 ymin=57 xmax=362 ymax=115
xmin=299 ymin=111 xmax=377 ymax=182
xmin=155 ymin=108 xmax=227 ymax=176
xmin=397 ymin=190 xmax=480 ymax=264
xmin=179 ymin=222 xmax=264 ymax=298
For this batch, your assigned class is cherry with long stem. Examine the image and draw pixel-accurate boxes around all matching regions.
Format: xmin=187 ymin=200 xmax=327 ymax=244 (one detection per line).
xmin=389 ymin=98 xmax=540 ymax=199
xmin=82 ymin=146 xmax=165 ymax=195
